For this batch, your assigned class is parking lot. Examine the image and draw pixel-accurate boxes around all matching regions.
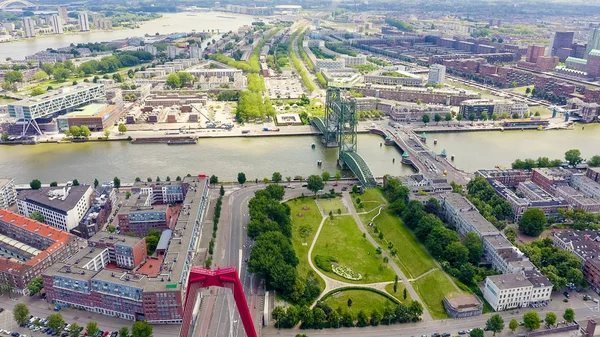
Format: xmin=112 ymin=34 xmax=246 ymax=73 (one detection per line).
xmin=265 ymin=76 xmax=304 ymax=99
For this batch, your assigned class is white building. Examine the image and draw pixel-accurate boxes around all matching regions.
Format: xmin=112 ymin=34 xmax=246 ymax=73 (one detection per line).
xmin=144 ymin=44 xmax=157 ymax=56
xmin=571 ymin=174 xmax=600 ymax=199
xmin=0 ymin=179 xmax=16 ymax=209
xmin=483 ymin=272 xmax=552 ymax=311
xmin=17 ymin=184 xmax=93 ymax=232
xmin=189 ymin=45 xmax=202 ymax=59
xmin=78 ymin=12 xmax=90 ymax=32
xmin=428 ymin=64 xmax=446 ymax=85
xmin=22 ymin=17 xmax=35 ymax=38
xmin=439 ymin=193 xmax=499 ymax=238
xmin=50 ymin=14 xmax=63 ymax=34
xmin=340 ymin=55 xmax=367 ymax=66
xmin=167 ymin=46 xmax=179 ymax=59
xmin=315 ymin=59 xmax=346 ymax=71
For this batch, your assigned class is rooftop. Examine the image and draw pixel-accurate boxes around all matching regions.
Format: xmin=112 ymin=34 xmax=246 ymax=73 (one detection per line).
xmin=18 ymin=185 xmax=92 ymax=214
xmin=441 ymin=193 xmax=498 ymax=235
xmin=61 ymin=103 xmax=107 ymax=118
xmin=8 ymin=83 xmax=104 ymax=108
xmin=488 ymin=273 xmax=533 ymax=290
xmin=90 ymin=231 xmax=145 ymax=248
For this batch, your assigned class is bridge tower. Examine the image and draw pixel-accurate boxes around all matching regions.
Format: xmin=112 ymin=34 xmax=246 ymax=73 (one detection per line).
xmin=324 ymin=87 xmax=358 ymax=166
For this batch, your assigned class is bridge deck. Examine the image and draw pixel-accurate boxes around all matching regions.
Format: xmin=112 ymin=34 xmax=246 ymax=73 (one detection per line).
xmin=340 ymin=151 xmax=377 ymax=187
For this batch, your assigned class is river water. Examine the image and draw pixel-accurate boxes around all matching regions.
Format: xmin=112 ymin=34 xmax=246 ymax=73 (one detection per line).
xmin=430 ymin=123 xmax=600 ymax=172
xmin=0 ymin=134 xmax=415 ymax=184
xmin=0 ymin=12 xmax=256 ymax=60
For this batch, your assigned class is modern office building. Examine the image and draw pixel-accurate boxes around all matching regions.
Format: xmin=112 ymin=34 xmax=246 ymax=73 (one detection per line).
xmin=22 ymin=17 xmax=35 ymax=38
xmin=459 ymin=99 xmax=527 ymax=119
xmin=7 ymin=83 xmax=106 ymax=135
xmin=0 ymin=210 xmax=78 ymax=294
xmin=428 ymin=64 xmax=446 ymax=85
xmin=17 ymin=184 xmax=94 ymax=232
xmin=43 ymin=176 xmax=209 ymax=323
xmin=550 ymin=32 xmax=575 ymax=60
xmin=78 ymin=12 xmax=90 ymax=32
xmin=587 ymin=29 xmax=600 ymax=59
xmin=56 ymin=103 xmax=125 ymax=132
xmin=0 ymin=179 xmax=17 ymax=209
xmin=50 ymin=14 xmax=63 ymax=34
xmin=57 ymin=6 xmax=68 ymax=21
xmin=526 ymin=46 xmax=545 ymax=64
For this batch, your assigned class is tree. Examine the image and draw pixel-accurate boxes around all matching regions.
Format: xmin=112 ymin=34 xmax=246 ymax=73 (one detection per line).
xmin=177 ymin=72 xmax=194 ymax=87
xmin=47 ymin=313 xmax=65 ymax=332
xmin=113 ymin=176 xmax=121 ymax=189
xmin=357 ymin=310 xmax=369 ymax=327
xmin=422 ymin=114 xmax=430 ymax=125
xmin=86 ymin=322 xmax=99 ymax=337
xmin=512 ymin=112 xmax=520 ymax=119
xmin=4 ymin=70 xmax=23 ymax=83
xmin=272 ymin=172 xmax=282 ymax=184
xmin=94 ymin=178 xmax=99 ymax=188
xmin=50 ymin=181 xmax=58 ymax=187
xmin=220 ymin=185 xmax=225 ymax=196
xmin=481 ymin=111 xmax=489 ymax=121
xmin=118 ymin=123 xmax=127 ymax=134
xmin=525 ymin=87 xmax=531 ymax=95
xmin=563 ymin=308 xmax=575 ymax=322
xmin=13 ymin=303 xmax=29 ymax=326
xmin=509 ymin=318 xmax=519 ymax=332
xmin=210 ymin=175 xmax=219 ymax=185
xmin=272 ymin=306 xmax=285 ymax=329
xmin=469 ymin=112 xmax=476 ymax=124
xmin=119 ymin=327 xmax=129 ymax=337
xmin=393 ymin=275 xmax=398 ymax=293
xmin=237 ymin=172 xmax=246 ymax=185
xmin=166 ymin=73 xmax=181 ymax=88
xmin=464 ymin=232 xmax=483 ymax=264
xmin=30 ymin=211 xmax=44 ymax=223
xmin=1 ymin=131 xmax=7 ymax=142
xmin=31 ymin=87 xmax=45 ymax=96
xmin=307 ymin=175 xmax=324 ymax=195
xmin=27 ymin=277 xmax=43 ymax=295
xmin=445 ymin=112 xmax=452 ymax=124
xmin=588 ymin=155 xmax=600 ymax=167
xmin=565 ymin=149 xmax=583 ymax=166
xmin=132 ymin=320 xmax=153 ymax=337
xmin=470 ymin=328 xmax=484 ymax=337
xmin=370 ymin=309 xmax=382 ymax=326
xmin=72 ymin=179 xmax=80 ymax=186
xmin=53 ymin=68 xmax=71 ymax=82
xmin=321 ymin=171 xmax=331 ymax=182
xmin=456 ymin=114 xmax=463 ymax=124
xmin=434 ymin=114 xmax=442 ymax=125
xmin=519 ymin=208 xmax=546 ymax=237
xmin=486 ymin=314 xmax=505 ymax=336
xmin=531 ymin=88 xmax=537 ymax=96
xmin=545 ymin=312 xmax=557 ymax=327
xmin=107 ymin=225 xmax=116 ymax=233
xmin=335 ymin=172 xmax=342 ymax=180
xmin=33 ymin=70 xmax=48 ymax=81
xmin=146 ymin=236 xmax=159 ymax=255
xmin=523 ymin=311 xmax=541 ymax=330
xmin=69 ymin=323 xmax=81 ymax=337
xmin=444 ymin=241 xmax=469 ymax=268
xmin=492 ymin=112 xmax=499 ymax=121
xmin=30 ymin=179 xmax=41 ymax=189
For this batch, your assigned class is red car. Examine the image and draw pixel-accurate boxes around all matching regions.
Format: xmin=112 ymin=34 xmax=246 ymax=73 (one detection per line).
xmin=102 ymin=332 xmax=110 ymax=337
xmin=333 ymin=183 xmax=338 ymax=187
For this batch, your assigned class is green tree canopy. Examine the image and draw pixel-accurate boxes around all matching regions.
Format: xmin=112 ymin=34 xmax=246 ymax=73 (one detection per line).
xmin=272 ymin=172 xmax=282 ymax=183
xmin=486 ymin=314 xmax=504 ymax=336
xmin=86 ymin=321 xmax=99 ymax=336
xmin=519 ymin=208 xmax=546 ymax=237
xmin=13 ymin=303 xmax=29 ymax=326
xmin=545 ymin=312 xmax=557 ymax=326
xmin=307 ymin=175 xmax=324 ymax=195
xmin=422 ymin=114 xmax=430 ymax=124
xmin=588 ymin=155 xmax=600 ymax=167
xmin=30 ymin=179 xmax=41 ymax=189
xmin=27 ymin=277 xmax=43 ymax=295
xmin=237 ymin=172 xmax=246 ymax=185
xmin=523 ymin=311 xmax=541 ymax=330
xmin=509 ymin=318 xmax=519 ymax=332
xmin=565 ymin=149 xmax=583 ymax=166
xmin=118 ymin=123 xmax=127 ymax=133
xmin=132 ymin=320 xmax=153 ymax=337
xmin=30 ymin=211 xmax=44 ymax=223
xmin=563 ymin=308 xmax=575 ymax=322
xmin=47 ymin=313 xmax=65 ymax=332
xmin=69 ymin=323 xmax=81 ymax=337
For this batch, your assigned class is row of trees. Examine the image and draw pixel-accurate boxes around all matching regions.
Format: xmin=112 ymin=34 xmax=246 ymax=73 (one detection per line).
xmin=205 ymin=184 xmax=224 ymax=267
xmin=482 ymin=308 xmax=575 ymax=336
xmin=76 ymin=50 xmax=154 ymax=76
xmin=273 ymin=299 xmax=422 ymax=330
xmin=511 ymin=149 xmax=599 ymax=169
xmin=13 ymin=303 xmax=153 ymax=337
xmin=165 ymin=72 xmax=194 ymax=89
xmin=235 ymin=73 xmax=275 ymax=123
xmin=466 ymin=176 xmax=513 ymax=230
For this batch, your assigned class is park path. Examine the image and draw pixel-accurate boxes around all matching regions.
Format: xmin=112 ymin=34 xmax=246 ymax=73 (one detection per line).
xmin=341 ymin=192 xmax=434 ymax=322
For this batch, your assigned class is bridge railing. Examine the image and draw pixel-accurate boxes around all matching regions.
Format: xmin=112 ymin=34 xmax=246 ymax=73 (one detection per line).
xmin=312 ymin=116 xmax=326 ymax=134
xmin=341 ymin=151 xmax=377 ymax=187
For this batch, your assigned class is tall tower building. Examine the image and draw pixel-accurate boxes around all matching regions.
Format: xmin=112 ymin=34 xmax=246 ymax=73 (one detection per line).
xmin=428 ymin=64 xmax=446 ymax=85
xmin=189 ymin=45 xmax=201 ymax=59
xmin=586 ymin=28 xmax=600 ymax=58
xmin=57 ymin=6 xmax=68 ymax=21
xmin=50 ymin=14 xmax=63 ymax=34
xmin=78 ymin=12 xmax=90 ymax=32
xmin=22 ymin=17 xmax=35 ymax=38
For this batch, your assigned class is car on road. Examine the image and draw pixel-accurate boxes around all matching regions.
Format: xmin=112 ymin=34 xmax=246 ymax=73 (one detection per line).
xmin=442 ymin=333 xmax=451 ymax=337
xmin=458 ymin=331 xmax=466 ymax=335
xmin=563 ymin=291 xmax=570 ymax=298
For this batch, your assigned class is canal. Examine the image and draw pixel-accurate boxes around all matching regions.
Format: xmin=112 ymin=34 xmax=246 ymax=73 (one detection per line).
xmin=0 ymin=134 xmax=415 ymax=184
xmin=0 ymin=12 xmax=256 ymax=60
xmin=429 ymin=123 xmax=600 ymax=172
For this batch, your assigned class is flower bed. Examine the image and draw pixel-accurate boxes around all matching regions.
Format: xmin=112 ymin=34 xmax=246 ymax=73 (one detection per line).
xmin=332 ymin=264 xmax=362 ymax=280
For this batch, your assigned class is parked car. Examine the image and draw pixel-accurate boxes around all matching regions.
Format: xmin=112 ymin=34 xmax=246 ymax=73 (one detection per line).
xmin=458 ymin=331 xmax=466 ymax=335
xmin=563 ymin=291 xmax=570 ymax=298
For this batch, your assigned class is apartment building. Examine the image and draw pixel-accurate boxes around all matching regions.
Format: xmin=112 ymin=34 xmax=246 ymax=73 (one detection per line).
xmin=439 ymin=193 xmax=499 ymax=238
xmin=531 ymin=167 xmax=571 ymax=192
xmin=0 ymin=179 xmax=16 ymax=209
xmin=483 ymin=272 xmax=552 ymax=311
xmin=571 ymin=174 xmax=600 ymax=199
xmin=43 ymin=176 xmax=209 ymax=323
xmin=0 ymin=210 xmax=78 ymax=294
xmin=553 ymin=230 xmax=600 ymax=292
xmin=17 ymin=184 xmax=93 ymax=232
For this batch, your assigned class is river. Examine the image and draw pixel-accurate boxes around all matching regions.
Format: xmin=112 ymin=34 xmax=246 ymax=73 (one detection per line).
xmin=0 ymin=134 xmax=415 ymax=184
xmin=430 ymin=123 xmax=600 ymax=172
xmin=0 ymin=12 xmax=257 ymax=60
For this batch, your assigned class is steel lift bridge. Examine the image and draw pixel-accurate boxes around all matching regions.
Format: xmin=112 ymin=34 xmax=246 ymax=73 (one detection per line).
xmin=312 ymin=88 xmax=377 ymax=187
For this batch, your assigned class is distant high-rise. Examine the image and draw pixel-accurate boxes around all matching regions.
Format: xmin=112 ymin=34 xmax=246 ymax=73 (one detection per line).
xmin=550 ymin=31 xmax=574 ymax=58
xmin=78 ymin=12 xmax=90 ymax=32
xmin=586 ymin=28 xmax=600 ymax=58
xmin=189 ymin=45 xmax=201 ymax=59
xmin=22 ymin=17 xmax=35 ymax=38
xmin=167 ymin=45 xmax=178 ymax=59
xmin=50 ymin=14 xmax=63 ymax=34
xmin=144 ymin=44 xmax=157 ymax=56
xmin=57 ymin=6 xmax=68 ymax=22
xmin=428 ymin=64 xmax=446 ymax=85
xmin=526 ymin=45 xmax=545 ymax=64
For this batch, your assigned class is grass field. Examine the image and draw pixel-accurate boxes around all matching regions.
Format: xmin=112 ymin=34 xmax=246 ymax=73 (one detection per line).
xmin=322 ymin=289 xmax=397 ymax=318
xmin=385 ymin=282 xmax=411 ymax=304
xmin=352 ymin=188 xmax=387 ymax=212
xmin=317 ymin=198 xmax=347 ymax=216
xmin=370 ymin=210 xmax=437 ymax=279
xmin=287 ymin=197 xmax=325 ymax=289
xmin=411 ymin=270 xmax=458 ymax=319
xmin=313 ymin=215 xmax=395 ymax=284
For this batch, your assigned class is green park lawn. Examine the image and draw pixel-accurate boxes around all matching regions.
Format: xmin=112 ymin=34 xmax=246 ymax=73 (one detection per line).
xmin=352 ymin=188 xmax=387 ymax=212
xmin=322 ymin=289 xmax=397 ymax=319
xmin=313 ymin=215 xmax=395 ymax=284
xmin=287 ymin=197 xmax=325 ymax=288
xmin=370 ymin=210 xmax=437 ymax=279
xmin=385 ymin=282 xmax=412 ymax=304
xmin=411 ymin=270 xmax=459 ymax=319
xmin=317 ymin=198 xmax=347 ymax=216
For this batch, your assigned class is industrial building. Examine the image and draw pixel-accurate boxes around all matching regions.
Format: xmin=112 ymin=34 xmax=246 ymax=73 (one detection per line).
xmin=56 ymin=103 xmax=125 ymax=132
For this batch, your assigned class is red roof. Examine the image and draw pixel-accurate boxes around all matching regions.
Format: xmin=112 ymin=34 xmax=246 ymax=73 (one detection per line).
xmin=0 ymin=209 xmax=74 ymax=268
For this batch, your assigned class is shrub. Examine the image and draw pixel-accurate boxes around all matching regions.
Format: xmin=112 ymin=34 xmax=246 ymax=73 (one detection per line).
xmin=314 ymin=255 xmax=335 ymax=272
